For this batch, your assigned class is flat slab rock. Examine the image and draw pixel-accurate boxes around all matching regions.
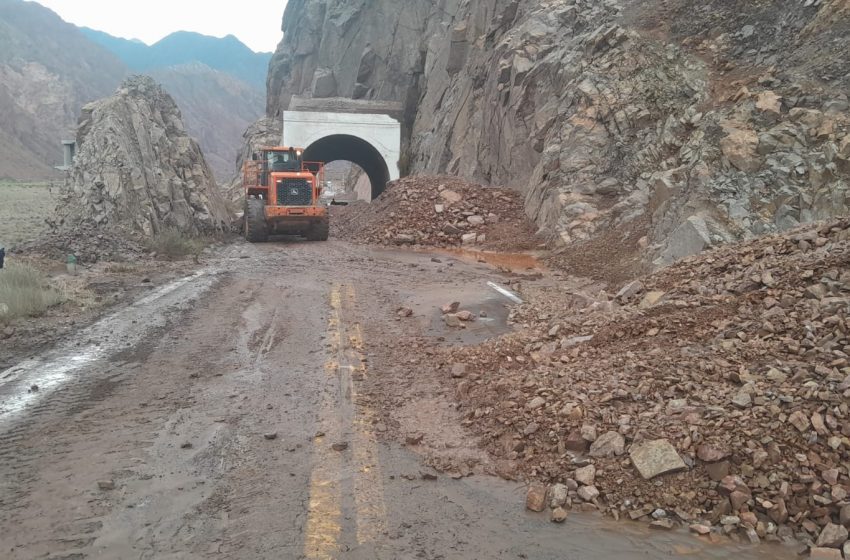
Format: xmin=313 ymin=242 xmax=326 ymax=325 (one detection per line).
xmin=629 ymin=439 xmax=687 ymax=480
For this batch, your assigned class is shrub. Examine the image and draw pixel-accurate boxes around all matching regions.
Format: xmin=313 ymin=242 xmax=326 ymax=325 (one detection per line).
xmin=0 ymin=265 xmax=65 ymax=323
xmin=146 ymin=229 xmax=208 ymax=259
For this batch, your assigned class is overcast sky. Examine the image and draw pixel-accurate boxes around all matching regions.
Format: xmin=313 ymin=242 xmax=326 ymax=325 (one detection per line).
xmin=35 ymin=0 xmax=287 ymax=53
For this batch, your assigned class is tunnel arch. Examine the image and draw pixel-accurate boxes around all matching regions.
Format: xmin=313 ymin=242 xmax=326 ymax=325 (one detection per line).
xmin=282 ymin=110 xmax=401 ymax=200
xmin=303 ymin=135 xmax=390 ymax=199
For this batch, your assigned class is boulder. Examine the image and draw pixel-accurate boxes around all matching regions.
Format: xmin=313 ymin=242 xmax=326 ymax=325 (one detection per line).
xmin=589 ymin=431 xmax=625 ymax=457
xmin=629 ymin=439 xmax=687 ymax=480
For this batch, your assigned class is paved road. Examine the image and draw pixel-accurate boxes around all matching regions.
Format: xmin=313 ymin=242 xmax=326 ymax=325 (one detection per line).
xmin=0 ymin=241 xmax=793 ymax=559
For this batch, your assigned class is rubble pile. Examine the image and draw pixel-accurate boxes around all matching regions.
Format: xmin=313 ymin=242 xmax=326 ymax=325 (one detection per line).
xmin=52 ymin=76 xmax=232 ymax=254
xmin=331 ymin=175 xmax=539 ymax=250
xmin=438 ymin=217 xmax=850 ymax=549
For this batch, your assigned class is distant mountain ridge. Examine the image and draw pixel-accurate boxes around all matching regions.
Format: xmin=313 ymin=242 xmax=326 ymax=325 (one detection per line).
xmin=0 ymin=0 xmax=268 ymax=181
xmin=81 ymin=28 xmax=272 ymax=89
xmin=0 ymin=0 xmax=126 ymax=179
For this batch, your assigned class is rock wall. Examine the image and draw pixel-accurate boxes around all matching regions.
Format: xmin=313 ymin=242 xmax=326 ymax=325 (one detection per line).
xmin=267 ymin=0 xmax=850 ymax=272
xmin=57 ymin=76 xmax=232 ymax=237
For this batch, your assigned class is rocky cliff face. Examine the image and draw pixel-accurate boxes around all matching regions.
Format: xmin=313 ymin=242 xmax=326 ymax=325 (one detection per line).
xmin=149 ymin=63 xmax=265 ymax=180
xmin=56 ymin=76 xmax=232 ymax=238
xmin=268 ymin=0 xmax=850 ymax=273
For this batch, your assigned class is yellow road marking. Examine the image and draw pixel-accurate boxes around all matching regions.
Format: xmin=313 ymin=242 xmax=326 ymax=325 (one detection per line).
xmin=304 ymin=287 xmax=344 ymax=559
xmin=303 ymin=284 xmax=388 ymax=557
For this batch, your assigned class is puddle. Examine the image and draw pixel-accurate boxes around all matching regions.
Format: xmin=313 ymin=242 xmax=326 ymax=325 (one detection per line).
xmin=432 ymin=247 xmax=544 ymax=272
xmin=0 ymin=271 xmax=218 ymax=429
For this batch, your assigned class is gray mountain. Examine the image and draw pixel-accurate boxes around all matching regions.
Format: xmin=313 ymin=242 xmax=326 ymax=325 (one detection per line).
xmin=81 ymin=28 xmax=272 ymax=90
xmin=0 ymin=0 xmax=126 ymax=179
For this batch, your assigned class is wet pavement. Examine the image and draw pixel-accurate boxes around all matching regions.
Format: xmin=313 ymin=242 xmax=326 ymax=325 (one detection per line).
xmin=0 ymin=240 xmax=797 ymax=559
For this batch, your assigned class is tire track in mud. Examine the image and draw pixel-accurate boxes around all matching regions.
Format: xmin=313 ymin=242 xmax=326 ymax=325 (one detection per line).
xmin=0 ymin=273 xmax=229 ymax=559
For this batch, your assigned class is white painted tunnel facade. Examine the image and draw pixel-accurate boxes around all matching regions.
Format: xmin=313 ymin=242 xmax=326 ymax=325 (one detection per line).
xmin=282 ymin=110 xmax=401 ymax=198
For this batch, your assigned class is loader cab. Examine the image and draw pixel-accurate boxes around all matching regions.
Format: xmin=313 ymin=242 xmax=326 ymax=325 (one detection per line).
xmin=264 ymin=147 xmax=302 ymax=172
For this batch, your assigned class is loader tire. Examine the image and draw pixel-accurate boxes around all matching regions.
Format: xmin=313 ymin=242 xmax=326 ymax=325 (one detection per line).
xmin=306 ymin=218 xmax=329 ymax=241
xmin=245 ymin=198 xmax=269 ymax=243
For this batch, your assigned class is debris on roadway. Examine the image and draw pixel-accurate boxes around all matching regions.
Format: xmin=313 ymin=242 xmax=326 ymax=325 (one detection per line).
xmin=416 ymin=217 xmax=850 ymax=548
xmin=331 ymin=175 xmax=540 ymax=251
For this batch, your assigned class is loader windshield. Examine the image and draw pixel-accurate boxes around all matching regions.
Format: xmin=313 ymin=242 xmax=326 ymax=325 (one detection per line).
xmin=267 ymin=150 xmax=300 ymax=172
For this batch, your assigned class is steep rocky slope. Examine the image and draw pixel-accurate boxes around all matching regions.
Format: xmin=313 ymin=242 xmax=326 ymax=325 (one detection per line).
xmin=50 ymin=76 xmax=231 ymax=260
xmin=0 ymin=0 xmax=126 ymax=179
xmin=266 ymin=0 xmax=850 ymax=275
xmin=149 ymin=63 xmax=265 ymax=180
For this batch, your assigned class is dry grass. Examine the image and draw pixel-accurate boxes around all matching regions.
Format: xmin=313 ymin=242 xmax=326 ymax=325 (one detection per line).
xmin=0 ymin=181 xmax=56 ymax=247
xmin=146 ymin=229 xmax=209 ymax=259
xmin=0 ymin=265 xmax=65 ymax=323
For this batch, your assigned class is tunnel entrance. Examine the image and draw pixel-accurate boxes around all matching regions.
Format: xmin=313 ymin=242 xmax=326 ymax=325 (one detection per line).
xmin=303 ymin=135 xmax=390 ymax=200
xmin=282 ymin=108 xmax=401 ymax=200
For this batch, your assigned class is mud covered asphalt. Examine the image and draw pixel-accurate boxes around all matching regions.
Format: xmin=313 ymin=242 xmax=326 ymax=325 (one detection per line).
xmin=0 ymin=240 xmax=796 ymax=559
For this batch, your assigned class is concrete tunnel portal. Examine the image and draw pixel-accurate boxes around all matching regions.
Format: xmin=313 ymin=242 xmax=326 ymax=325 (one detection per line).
xmin=282 ymin=104 xmax=402 ymax=200
xmin=302 ymin=134 xmax=390 ymax=200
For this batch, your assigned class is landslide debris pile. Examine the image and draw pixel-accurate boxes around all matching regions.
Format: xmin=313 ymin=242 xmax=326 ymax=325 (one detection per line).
xmin=331 ymin=176 xmax=539 ymax=250
xmin=45 ymin=76 xmax=231 ymax=262
xmin=440 ymin=217 xmax=850 ymax=547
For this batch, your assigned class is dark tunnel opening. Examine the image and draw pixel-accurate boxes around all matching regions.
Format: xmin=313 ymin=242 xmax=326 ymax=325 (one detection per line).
xmin=302 ymin=134 xmax=391 ymax=200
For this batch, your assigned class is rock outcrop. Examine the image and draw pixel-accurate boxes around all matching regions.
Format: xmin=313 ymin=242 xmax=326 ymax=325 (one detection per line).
xmin=266 ymin=0 xmax=850 ymax=274
xmin=225 ymin=116 xmax=283 ymax=203
xmin=148 ymin=63 xmax=265 ymax=181
xmin=56 ymin=76 xmax=231 ymax=238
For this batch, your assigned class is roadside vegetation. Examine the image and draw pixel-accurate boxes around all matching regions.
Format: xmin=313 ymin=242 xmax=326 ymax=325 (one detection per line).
xmin=0 ymin=181 xmax=56 ymax=248
xmin=0 ymin=265 xmax=65 ymax=324
xmin=145 ymin=228 xmax=211 ymax=259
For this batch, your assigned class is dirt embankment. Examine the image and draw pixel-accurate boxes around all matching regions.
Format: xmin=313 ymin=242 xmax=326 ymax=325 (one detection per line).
xmin=331 ymin=175 xmax=541 ymax=252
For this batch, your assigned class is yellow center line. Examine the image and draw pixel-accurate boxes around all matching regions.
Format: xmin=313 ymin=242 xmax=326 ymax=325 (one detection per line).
xmin=343 ymin=285 xmax=388 ymax=544
xmin=303 ymin=287 xmax=344 ymax=560
xmin=303 ymin=284 xmax=388 ymax=557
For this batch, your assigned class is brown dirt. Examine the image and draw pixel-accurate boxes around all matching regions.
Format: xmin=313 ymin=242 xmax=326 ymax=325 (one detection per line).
xmin=331 ymin=174 xmax=542 ymax=252
xmin=405 ymin=216 xmax=850 ymax=545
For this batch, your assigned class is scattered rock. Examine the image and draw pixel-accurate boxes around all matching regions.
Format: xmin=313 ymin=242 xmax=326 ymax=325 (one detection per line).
xmin=526 ymin=483 xmax=547 ymax=512
xmin=574 ymin=464 xmax=596 ymax=486
xmin=589 ymin=431 xmax=625 ymax=458
xmin=451 ymin=363 xmax=467 ymax=378
xmin=264 ymin=432 xmax=278 ymax=440
xmin=455 ymin=310 xmax=475 ymax=322
xmin=577 ymin=485 xmax=600 ymax=502
xmin=97 ymin=480 xmax=116 ymax=491
xmin=441 ymin=302 xmax=460 ymax=314
xmin=815 ymin=523 xmax=848 ymax=548
xmin=551 ymin=507 xmax=568 ymax=523
xmin=629 ymin=439 xmax=687 ymax=480
xmin=809 ymin=548 xmax=843 ymax=560
xmin=332 ymin=442 xmax=349 ymax=451
xmin=549 ymin=483 xmax=568 ymax=508
xmin=696 ymin=444 xmax=729 ymax=463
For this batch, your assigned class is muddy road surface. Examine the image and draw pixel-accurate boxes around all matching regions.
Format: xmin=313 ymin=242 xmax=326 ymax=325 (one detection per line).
xmin=0 ymin=241 xmax=794 ymax=559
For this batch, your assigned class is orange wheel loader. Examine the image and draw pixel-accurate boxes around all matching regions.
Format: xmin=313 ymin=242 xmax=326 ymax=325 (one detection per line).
xmin=242 ymin=147 xmax=329 ymax=242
